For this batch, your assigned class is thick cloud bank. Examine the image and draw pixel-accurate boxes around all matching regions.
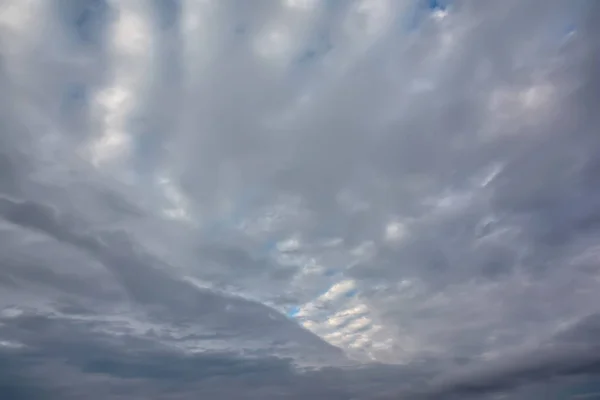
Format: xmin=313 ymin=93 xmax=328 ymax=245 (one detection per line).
xmin=1 ymin=0 xmax=600 ymax=398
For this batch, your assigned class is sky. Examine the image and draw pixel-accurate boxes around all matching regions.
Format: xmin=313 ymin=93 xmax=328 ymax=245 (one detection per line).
xmin=1 ymin=0 xmax=600 ymax=398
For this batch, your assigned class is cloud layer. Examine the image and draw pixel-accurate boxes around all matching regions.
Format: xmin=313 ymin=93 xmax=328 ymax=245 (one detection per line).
xmin=1 ymin=0 xmax=600 ymax=398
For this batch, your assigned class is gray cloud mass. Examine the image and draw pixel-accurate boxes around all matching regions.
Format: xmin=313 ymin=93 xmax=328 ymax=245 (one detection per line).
xmin=1 ymin=0 xmax=600 ymax=398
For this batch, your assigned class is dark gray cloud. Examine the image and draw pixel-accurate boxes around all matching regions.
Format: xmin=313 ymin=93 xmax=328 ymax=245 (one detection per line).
xmin=402 ymin=313 xmax=600 ymax=399
xmin=1 ymin=0 xmax=600 ymax=398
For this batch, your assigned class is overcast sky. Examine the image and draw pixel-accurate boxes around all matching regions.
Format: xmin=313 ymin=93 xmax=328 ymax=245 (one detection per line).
xmin=1 ymin=0 xmax=600 ymax=398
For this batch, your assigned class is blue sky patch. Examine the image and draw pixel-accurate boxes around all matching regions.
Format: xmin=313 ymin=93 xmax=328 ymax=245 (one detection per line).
xmin=287 ymin=306 xmax=301 ymax=318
